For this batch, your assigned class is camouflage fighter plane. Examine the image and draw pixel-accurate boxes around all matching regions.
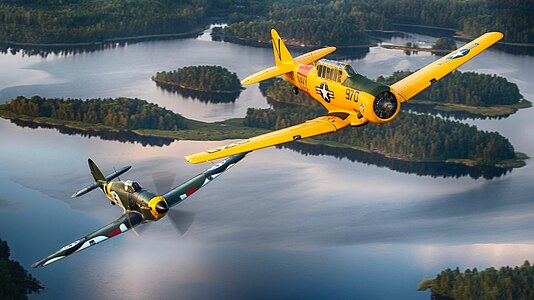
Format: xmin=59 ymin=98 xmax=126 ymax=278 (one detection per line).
xmin=32 ymin=152 xmax=248 ymax=268
xmin=185 ymin=29 xmax=503 ymax=163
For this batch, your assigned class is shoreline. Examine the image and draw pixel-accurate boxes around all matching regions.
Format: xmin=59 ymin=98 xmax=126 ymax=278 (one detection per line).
xmin=407 ymin=99 xmax=532 ymax=117
xmin=0 ymin=26 xmax=209 ymax=48
xmin=0 ymin=110 xmax=526 ymax=169
xmin=212 ymin=32 xmax=375 ymax=51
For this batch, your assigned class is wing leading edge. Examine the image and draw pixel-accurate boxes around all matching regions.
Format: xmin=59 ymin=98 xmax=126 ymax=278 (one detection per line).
xmin=391 ymin=32 xmax=503 ymax=103
xmin=185 ymin=114 xmax=351 ymax=164
xmin=32 ymin=211 xmax=144 ymax=268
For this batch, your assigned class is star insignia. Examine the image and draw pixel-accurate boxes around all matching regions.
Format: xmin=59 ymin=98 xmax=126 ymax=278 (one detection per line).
xmin=315 ymin=82 xmax=334 ymax=103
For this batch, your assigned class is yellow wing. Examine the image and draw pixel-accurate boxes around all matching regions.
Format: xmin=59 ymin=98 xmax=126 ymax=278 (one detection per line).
xmin=185 ymin=115 xmax=351 ymax=163
xmin=391 ymin=32 xmax=503 ymax=103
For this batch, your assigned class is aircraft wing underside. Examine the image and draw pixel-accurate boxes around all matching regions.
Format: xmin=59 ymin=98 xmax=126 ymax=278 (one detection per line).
xmin=32 ymin=211 xmax=144 ymax=268
xmin=185 ymin=114 xmax=351 ymax=163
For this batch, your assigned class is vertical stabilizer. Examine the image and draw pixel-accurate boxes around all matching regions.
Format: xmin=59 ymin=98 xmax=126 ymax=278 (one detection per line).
xmin=88 ymin=159 xmax=105 ymax=182
xmin=271 ymin=29 xmax=294 ymax=67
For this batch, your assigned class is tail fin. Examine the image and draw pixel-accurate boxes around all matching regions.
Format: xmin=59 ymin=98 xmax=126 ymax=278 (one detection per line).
xmin=241 ymin=29 xmax=336 ymax=85
xmin=72 ymin=159 xmax=131 ymax=197
xmin=88 ymin=159 xmax=105 ymax=182
xmin=241 ymin=29 xmax=297 ymax=84
xmin=271 ymin=29 xmax=294 ymax=68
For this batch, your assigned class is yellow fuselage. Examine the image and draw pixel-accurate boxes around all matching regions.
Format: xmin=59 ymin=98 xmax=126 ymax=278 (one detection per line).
xmin=283 ymin=60 xmax=401 ymax=126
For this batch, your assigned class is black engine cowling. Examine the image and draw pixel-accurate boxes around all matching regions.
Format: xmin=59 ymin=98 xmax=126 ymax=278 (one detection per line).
xmin=373 ymin=91 xmax=398 ymax=120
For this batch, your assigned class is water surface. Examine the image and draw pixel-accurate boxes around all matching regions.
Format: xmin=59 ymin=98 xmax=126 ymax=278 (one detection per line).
xmin=1 ymin=30 xmax=533 ymax=299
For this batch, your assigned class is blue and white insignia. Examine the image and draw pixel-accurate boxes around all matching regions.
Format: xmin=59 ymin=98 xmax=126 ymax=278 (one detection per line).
xmin=448 ymin=49 xmax=470 ymax=59
xmin=60 ymin=240 xmax=81 ymax=251
xmin=315 ymin=82 xmax=334 ymax=103
xmin=439 ymin=43 xmax=479 ymax=65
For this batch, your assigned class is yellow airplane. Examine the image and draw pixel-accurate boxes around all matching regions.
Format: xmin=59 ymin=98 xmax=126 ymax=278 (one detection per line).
xmin=185 ymin=29 xmax=503 ymax=163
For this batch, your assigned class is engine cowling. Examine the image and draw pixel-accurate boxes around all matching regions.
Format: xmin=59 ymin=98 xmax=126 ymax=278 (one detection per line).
xmin=361 ymin=90 xmax=400 ymax=124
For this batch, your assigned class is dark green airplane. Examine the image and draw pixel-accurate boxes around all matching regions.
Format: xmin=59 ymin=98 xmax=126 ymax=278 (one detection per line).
xmin=32 ymin=152 xmax=248 ymax=268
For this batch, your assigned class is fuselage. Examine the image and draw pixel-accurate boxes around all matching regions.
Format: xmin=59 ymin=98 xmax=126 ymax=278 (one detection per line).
xmin=101 ymin=180 xmax=168 ymax=222
xmin=284 ymin=59 xmax=401 ymax=126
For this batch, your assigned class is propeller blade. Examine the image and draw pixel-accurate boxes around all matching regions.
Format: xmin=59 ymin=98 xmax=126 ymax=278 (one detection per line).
xmin=126 ymin=211 xmax=147 ymax=237
xmin=167 ymin=210 xmax=196 ymax=236
xmin=151 ymin=171 xmax=176 ymax=195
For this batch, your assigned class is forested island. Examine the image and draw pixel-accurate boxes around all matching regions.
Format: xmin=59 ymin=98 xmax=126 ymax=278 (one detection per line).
xmin=419 ymin=261 xmax=534 ymax=299
xmin=0 ymin=96 xmax=188 ymax=130
xmin=153 ymin=66 xmax=242 ymax=93
xmin=1 ymin=95 xmax=525 ymax=169
xmin=376 ymin=70 xmax=531 ymax=118
xmin=0 ymin=238 xmax=43 ymax=299
xmin=0 ymin=96 xmax=268 ymax=142
xmin=2 ymin=0 xmax=532 ymax=49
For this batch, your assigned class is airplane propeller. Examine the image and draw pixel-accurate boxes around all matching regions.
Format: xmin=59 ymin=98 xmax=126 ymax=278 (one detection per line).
xmin=151 ymin=171 xmax=196 ymax=236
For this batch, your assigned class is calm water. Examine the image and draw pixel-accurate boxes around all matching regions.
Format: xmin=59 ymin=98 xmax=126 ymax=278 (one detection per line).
xmin=1 ymin=29 xmax=534 ymax=299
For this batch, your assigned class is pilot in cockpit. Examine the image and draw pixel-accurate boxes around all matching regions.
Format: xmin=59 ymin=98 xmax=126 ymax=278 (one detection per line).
xmin=344 ymin=64 xmax=357 ymax=77
xmin=124 ymin=180 xmax=142 ymax=193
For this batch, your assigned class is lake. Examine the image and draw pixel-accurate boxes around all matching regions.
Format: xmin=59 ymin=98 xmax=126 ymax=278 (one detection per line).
xmin=1 ymin=27 xmax=534 ymax=299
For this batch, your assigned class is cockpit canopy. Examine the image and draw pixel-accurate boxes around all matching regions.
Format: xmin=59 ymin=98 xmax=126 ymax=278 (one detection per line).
xmin=124 ymin=180 xmax=142 ymax=193
xmin=315 ymin=59 xmax=357 ymax=83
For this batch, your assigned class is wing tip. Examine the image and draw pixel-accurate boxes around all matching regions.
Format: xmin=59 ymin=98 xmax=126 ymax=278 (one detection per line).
xmin=184 ymin=154 xmax=205 ymax=164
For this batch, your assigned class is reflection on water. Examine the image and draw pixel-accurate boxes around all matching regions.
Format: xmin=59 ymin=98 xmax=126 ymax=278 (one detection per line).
xmin=280 ymin=142 xmax=511 ymax=179
xmin=0 ymin=30 xmax=204 ymax=59
xmin=0 ymin=42 xmax=128 ymax=58
xmin=5 ymin=116 xmax=512 ymax=178
xmin=155 ymin=81 xmax=241 ymax=103
xmin=1 ymin=28 xmax=534 ymax=300
xmin=8 ymin=118 xmax=174 ymax=147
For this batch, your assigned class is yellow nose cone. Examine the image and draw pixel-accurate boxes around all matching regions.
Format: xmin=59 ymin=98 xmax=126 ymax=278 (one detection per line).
xmin=148 ymin=196 xmax=168 ymax=219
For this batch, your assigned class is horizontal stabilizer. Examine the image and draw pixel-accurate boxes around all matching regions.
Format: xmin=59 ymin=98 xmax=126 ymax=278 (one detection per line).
xmin=72 ymin=182 xmax=99 ymax=198
xmin=294 ymin=46 xmax=336 ymax=65
xmin=73 ymin=161 xmax=131 ymax=197
xmin=241 ymin=65 xmax=294 ymax=85
xmin=105 ymin=165 xmax=131 ymax=182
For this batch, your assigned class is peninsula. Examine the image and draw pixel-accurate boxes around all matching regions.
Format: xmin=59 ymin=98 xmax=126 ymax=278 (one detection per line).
xmin=0 ymin=96 xmax=526 ymax=169
xmin=419 ymin=261 xmax=534 ymax=299
xmin=377 ymin=70 xmax=532 ymax=118
xmin=0 ymin=238 xmax=43 ymax=299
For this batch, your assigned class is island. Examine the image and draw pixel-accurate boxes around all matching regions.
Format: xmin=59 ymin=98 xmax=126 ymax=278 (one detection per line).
xmin=377 ymin=70 xmax=532 ymax=119
xmin=0 ymin=96 xmax=268 ymax=142
xmin=0 ymin=238 xmax=43 ymax=299
xmin=419 ymin=261 xmax=534 ymax=299
xmin=152 ymin=66 xmax=243 ymax=103
xmin=0 ymin=96 xmax=526 ymax=169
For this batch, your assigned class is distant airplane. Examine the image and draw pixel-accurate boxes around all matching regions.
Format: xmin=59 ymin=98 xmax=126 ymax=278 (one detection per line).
xmin=185 ymin=29 xmax=503 ymax=163
xmin=32 ymin=153 xmax=248 ymax=268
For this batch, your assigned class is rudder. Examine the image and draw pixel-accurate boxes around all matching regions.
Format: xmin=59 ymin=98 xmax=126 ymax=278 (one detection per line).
xmin=271 ymin=29 xmax=294 ymax=67
xmin=88 ymin=159 xmax=105 ymax=182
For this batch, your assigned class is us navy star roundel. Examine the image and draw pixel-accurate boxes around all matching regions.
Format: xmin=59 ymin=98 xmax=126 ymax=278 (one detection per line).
xmin=315 ymin=82 xmax=334 ymax=103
